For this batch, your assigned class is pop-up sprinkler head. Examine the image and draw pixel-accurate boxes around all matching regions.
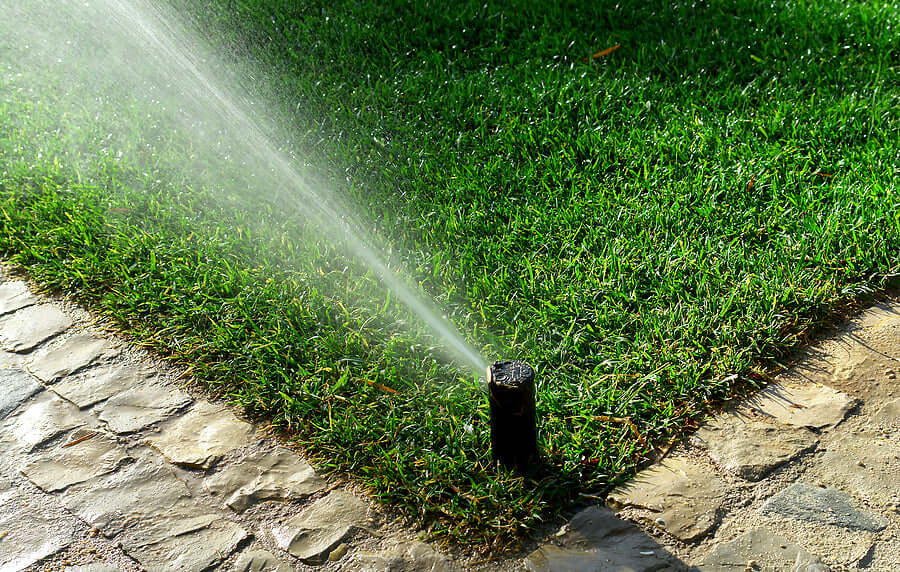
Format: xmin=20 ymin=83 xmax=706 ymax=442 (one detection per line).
xmin=487 ymin=360 xmax=538 ymax=471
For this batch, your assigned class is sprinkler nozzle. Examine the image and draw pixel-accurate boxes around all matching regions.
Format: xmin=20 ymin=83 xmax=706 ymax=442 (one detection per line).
xmin=487 ymin=360 xmax=538 ymax=471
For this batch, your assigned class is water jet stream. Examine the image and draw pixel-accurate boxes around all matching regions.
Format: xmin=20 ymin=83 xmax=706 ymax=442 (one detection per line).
xmin=4 ymin=0 xmax=488 ymax=376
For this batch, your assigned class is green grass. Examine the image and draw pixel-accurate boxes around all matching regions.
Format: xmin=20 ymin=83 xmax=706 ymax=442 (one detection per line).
xmin=2 ymin=0 xmax=899 ymax=547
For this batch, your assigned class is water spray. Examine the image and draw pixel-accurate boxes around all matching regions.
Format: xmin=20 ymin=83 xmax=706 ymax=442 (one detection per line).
xmin=487 ymin=360 xmax=538 ymax=471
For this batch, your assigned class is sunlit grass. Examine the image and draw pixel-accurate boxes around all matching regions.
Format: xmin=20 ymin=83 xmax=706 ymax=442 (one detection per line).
xmin=1 ymin=0 xmax=899 ymax=546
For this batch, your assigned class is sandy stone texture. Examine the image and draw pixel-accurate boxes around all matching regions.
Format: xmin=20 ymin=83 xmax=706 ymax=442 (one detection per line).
xmin=607 ymin=456 xmax=727 ymax=541
xmin=0 ymin=280 xmax=36 ymax=316
xmin=697 ymin=528 xmax=829 ymax=571
xmin=0 ymin=366 xmax=41 ymax=419
xmin=27 ymin=333 xmax=114 ymax=382
xmin=0 ymin=303 xmax=71 ymax=352
xmin=740 ymin=381 xmax=856 ymax=429
xmin=273 ymin=490 xmax=370 ymax=562
xmin=3 ymin=391 xmax=95 ymax=453
xmin=53 ymin=363 xmax=154 ymax=408
xmin=97 ymin=382 xmax=191 ymax=433
xmin=21 ymin=428 xmax=131 ymax=493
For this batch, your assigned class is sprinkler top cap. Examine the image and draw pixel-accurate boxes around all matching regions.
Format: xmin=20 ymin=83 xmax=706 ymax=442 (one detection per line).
xmin=488 ymin=360 xmax=534 ymax=388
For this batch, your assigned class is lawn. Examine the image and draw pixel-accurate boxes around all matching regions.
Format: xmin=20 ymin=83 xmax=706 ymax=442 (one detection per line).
xmin=1 ymin=0 xmax=899 ymax=546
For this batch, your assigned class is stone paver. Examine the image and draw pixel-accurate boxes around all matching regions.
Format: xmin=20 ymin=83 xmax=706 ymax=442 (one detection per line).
xmin=0 ymin=366 xmax=41 ymax=419
xmin=53 ymin=363 xmax=153 ymax=408
xmin=204 ymin=447 xmax=326 ymax=511
xmin=97 ymin=382 xmax=191 ymax=433
xmin=741 ymin=381 xmax=856 ymax=429
xmin=697 ymin=528 xmax=829 ymax=571
xmin=0 ymin=498 xmax=77 ymax=571
xmin=3 ymin=391 xmax=94 ymax=452
xmin=273 ymin=490 xmax=369 ymax=562
xmin=0 ymin=280 xmax=36 ymax=316
xmin=21 ymin=429 xmax=131 ymax=492
xmin=809 ymin=431 xmax=900 ymax=507
xmin=873 ymin=397 xmax=900 ymax=425
xmin=524 ymin=506 xmax=672 ymax=572
xmin=607 ymin=456 xmax=727 ymax=541
xmin=128 ymin=518 xmax=248 ymax=572
xmin=694 ymin=414 xmax=818 ymax=480
xmin=27 ymin=333 xmax=113 ymax=382
xmin=146 ymin=400 xmax=257 ymax=469
xmin=233 ymin=549 xmax=292 ymax=572
xmin=0 ymin=303 xmax=71 ymax=352
xmin=759 ymin=483 xmax=888 ymax=532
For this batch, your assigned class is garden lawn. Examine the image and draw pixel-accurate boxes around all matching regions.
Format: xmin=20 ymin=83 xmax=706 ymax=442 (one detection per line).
xmin=1 ymin=0 xmax=899 ymax=546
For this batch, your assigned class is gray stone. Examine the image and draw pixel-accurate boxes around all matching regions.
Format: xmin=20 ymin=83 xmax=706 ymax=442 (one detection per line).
xmin=98 ymin=382 xmax=190 ymax=433
xmin=742 ymin=381 xmax=856 ymax=429
xmin=354 ymin=541 xmax=455 ymax=572
xmin=694 ymin=414 xmax=818 ymax=480
xmin=21 ymin=428 xmax=131 ymax=492
xmin=0 ymin=280 xmax=36 ymax=316
xmin=0 ymin=366 xmax=41 ymax=419
xmin=811 ymin=432 xmax=900 ymax=507
xmin=128 ymin=518 xmax=248 ymax=572
xmin=0 ymin=303 xmax=72 ymax=352
xmin=233 ymin=549 xmax=292 ymax=572
xmin=53 ymin=363 xmax=153 ymax=408
xmin=272 ymin=490 xmax=369 ymax=562
xmin=524 ymin=506 xmax=671 ymax=572
xmin=204 ymin=447 xmax=326 ymax=511
xmin=146 ymin=400 xmax=256 ymax=468
xmin=760 ymin=483 xmax=888 ymax=532
xmin=607 ymin=456 xmax=726 ymax=541
xmin=27 ymin=333 xmax=113 ymax=382
xmin=0 ymin=501 xmax=76 ymax=570
xmin=4 ymin=391 xmax=93 ymax=452
xmin=697 ymin=528 xmax=829 ymax=571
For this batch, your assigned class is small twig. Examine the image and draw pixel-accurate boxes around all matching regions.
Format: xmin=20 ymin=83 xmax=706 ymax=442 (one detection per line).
xmin=585 ymin=43 xmax=621 ymax=61
xmin=366 ymin=380 xmax=400 ymax=394
xmin=62 ymin=432 xmax=97 ymax=448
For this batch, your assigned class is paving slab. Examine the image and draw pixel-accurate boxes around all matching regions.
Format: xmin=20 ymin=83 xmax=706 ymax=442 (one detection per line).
xmin=4 ymin=391 xmax=94 ymax=452
xmin=97 ymin=382 xmax=191 ymax=433
xmin=204 ymin=447 xmax=326 ymax=511
xmin=146 ymin=400 xmax=257 ymax=468
xmin=607 ymin=456 xmax=727 ymax=541
xmin=127 ymin=518 xmax=248 ymax=572
xmin=21 ymin=428 xmax=131 ymax=492
xmin=272 ymin=490 xmax=369 ymax=562
xmin=524 ymin=506 xmax=672 ymax=572
xmin=759 ymin=483 xmax=888 ymax=532
xmin=740 ymin=381 xmax=856 ymax=429
xmin=0 ymin=280 xmax=37 ymax=316
xmin=233 ymin=549 xmax=293 ymax=572
xmin=0 ymin=366 xmax=41 ymax=419
xmin=27 ymin=333 xmax=114 ymax=382
xmin=0 ymin=303 xmax=72 ymax=352
xmin=809 ymin=431 xmax=900 ymax=507
xmin=694 ymin=414 xmax=818 ymax=481
xmin=0 ymin=499 xmax=77 ymax=571
xmin=697 ymin=528 xmax=829 ymax=571
xmin=53 ymin=363 xmax=153 ymax=408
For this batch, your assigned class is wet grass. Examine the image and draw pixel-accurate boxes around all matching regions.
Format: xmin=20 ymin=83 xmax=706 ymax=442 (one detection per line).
xmin=2 ymin=0 xmax=899 ymax=548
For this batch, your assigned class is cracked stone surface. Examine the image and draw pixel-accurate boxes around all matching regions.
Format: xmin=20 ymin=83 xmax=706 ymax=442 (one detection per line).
xmin=0 ymin=280 xmax=37 ymax=316
xmin=759 ymin=483 xmax=888 ymax=532
xmin=741 ymin=381 xmax=856 ymax=429
xmin=21 ymin=429 xmax=131 ymax=492
xmin=0 ymin=366 xmax=41 ymax=419
xmin=3 ymin=391 xmax=94 ymax=452
xmin=128 ymin=518 xmax=248 ymax=572
xmin=53 ymin=363 xmax=153 ymax=408
xmin=810 ymin=431 xmax=900 ymax=507
xmin=0 ymin=303 xmax=72 ymax=352
xmin=0 ymin=497 xmax=77 ymax=571
xmin=694 ymin=414 xmax=818 ymax=480
xmin=607 ymin=456 xmax=727 ymax=541
xmin=273 ymin=490 xmax=369 ymax=562
xmin=97 ymin=382 xmax=191 ymax=433
xmin=146 ymin=400 xmax=257 ymax=468
xmin=697 ymin=528 xmax=829 ymax=571
xmin=525 ymin=506 xmax=672 ymax=572
xmin=204 ymin=447 xmax=326 ymax=511
xmin=27 ymin=333 xmax=113 ymax=382
xmin=233 ymin=549 xmax=292 ymax=572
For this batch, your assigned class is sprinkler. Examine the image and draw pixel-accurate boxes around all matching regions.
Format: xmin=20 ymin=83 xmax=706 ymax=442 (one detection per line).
xmin=487 ymin=360 xmax=538 ymax=471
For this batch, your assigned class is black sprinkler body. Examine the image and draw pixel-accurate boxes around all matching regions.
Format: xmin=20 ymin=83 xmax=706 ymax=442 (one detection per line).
xmin=487 ymin=360 xmax=538 ymax=471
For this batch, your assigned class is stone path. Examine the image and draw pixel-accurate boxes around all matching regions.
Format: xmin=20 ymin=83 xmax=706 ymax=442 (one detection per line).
xmin=526 ymin=300 xmax=900 ymax=571
xmin=0 ymin=269 xmax=469 ymax=572
xmin=4 ymin=263 xmax=900 ymax=572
